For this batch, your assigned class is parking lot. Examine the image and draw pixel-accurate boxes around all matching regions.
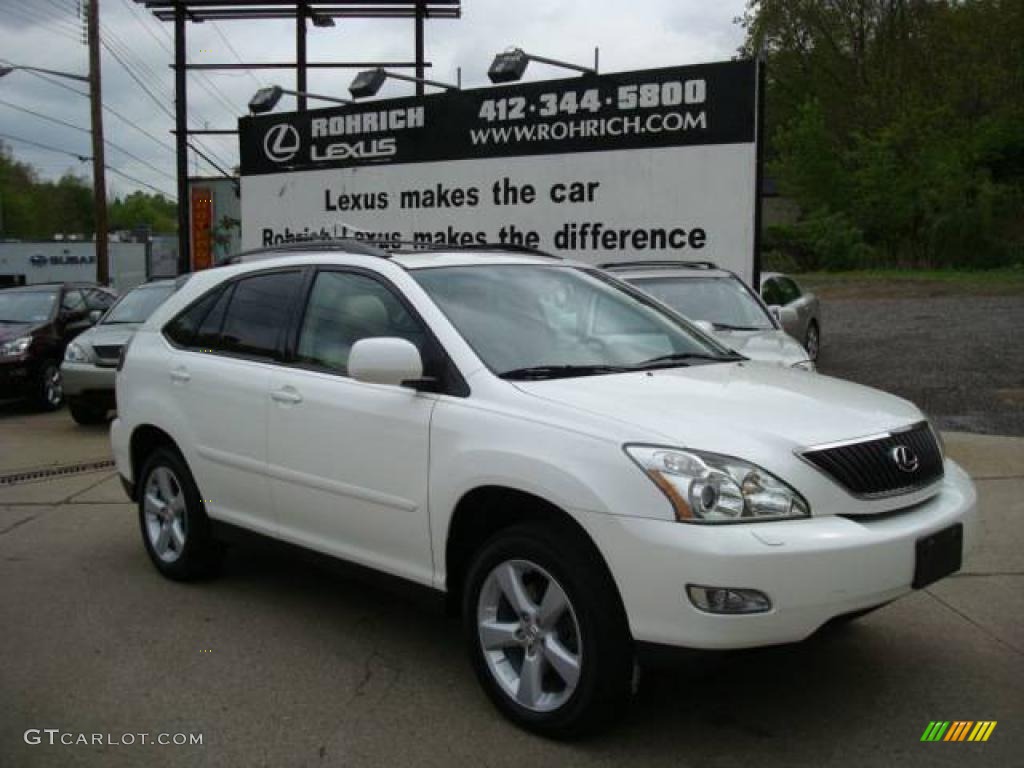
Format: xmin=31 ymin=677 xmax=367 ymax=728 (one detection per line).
xmin=2 ymin=285 xmax=1022 ymax=767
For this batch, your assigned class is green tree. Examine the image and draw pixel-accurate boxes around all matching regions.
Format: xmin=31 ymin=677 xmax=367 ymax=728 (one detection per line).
xmin=0 ymin=141 xmax=178 ymax=240
xmin=740 ymin=0 xmax=1024 ymax=268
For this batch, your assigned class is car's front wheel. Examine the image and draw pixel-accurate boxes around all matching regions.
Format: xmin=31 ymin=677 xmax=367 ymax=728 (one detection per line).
xmin=35 ymin=361 xmax=64 ymax=411
xmin=805 ymin=321 xmax=821 ymax=362
xmin=68 ymin=398 xmax=109 ymax=425
xmin=463 ymin=522 xmax=633 ymax=737
xmin=138 ymin=447 xmax=223 ymax=580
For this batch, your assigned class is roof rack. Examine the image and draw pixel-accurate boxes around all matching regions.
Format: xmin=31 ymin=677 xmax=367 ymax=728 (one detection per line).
xmin=222 ymin=238 xmax=388 ymax=265
xmin=599 ymin=260 xmax=719 ymax=271
xmin=390 ymin=242 xmax=562 ymax=260
xmin=221 ymin=237 xmax=563 ymax=265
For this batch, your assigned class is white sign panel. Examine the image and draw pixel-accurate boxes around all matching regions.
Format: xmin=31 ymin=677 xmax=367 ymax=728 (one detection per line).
xmin=239 ymin=60 xmax=759 ymax=282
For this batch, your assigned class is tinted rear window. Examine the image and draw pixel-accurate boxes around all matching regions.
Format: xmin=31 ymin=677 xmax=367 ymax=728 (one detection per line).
xmin=218 ymin=271 xmax=303 ymax=360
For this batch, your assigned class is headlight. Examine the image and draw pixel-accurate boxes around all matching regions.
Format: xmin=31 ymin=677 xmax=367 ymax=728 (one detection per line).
xmin=64 ymin=342 xmax=93 ymax=363
xmin=0 ymin=335 xmax=32 ymax=357
xmin=791 ymin=360 xmax=816 ymax=372
xmin=625 ymin=445 xmax=810 ymax=523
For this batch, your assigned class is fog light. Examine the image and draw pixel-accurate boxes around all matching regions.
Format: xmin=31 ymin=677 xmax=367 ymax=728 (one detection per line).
xmin=687 ymin=585 xmax=771 ymax=614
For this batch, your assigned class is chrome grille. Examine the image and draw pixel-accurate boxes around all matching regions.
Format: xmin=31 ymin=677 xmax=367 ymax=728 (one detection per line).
xmin=801 ymin=422 xmax=944 ymax=498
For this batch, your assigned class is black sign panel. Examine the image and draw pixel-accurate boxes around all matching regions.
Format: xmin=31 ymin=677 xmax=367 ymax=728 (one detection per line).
xmin=239 ymin=60 xmax=756 ymax=176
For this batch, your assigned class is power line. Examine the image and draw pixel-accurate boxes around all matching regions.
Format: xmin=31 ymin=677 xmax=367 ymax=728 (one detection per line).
xmin=0 ymin=57 xmax=176 ymax=157
xmin=0 ymin=131 xmax=89 ymax=162
xmin=0 ymin=131 xmax=176 ymax=200
xmin=210 ymin=20 xmax=263 ymax=89
xmin=0 ymin=97 xmax=176 ymax=183
xmin=5 ymin=5 xmax=83 ymax=43
xmin=99 ymin=36 xmax=236 ymax=170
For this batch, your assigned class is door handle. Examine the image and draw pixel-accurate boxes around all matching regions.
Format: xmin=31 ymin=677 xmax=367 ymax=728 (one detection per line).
xmin=270 ymin=386 xmax=303 ymax=405
xmin=169 ymin=367 xmax=191 ymax=383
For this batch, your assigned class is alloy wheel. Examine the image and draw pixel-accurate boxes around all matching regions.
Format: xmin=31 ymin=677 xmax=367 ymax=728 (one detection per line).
xmin=143 ymin=466 xmax=188 ymax=563
xmin=806 ymin=324 xmax=820 ymax=361
xmin=476 ymin=559 xmax=582 ymax=712
xmin=44 ymin=365 xmax=63 ymax=407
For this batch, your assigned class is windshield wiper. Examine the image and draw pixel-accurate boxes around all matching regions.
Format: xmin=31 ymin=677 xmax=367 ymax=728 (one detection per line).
xmin=499 ymin=364 xmax=634 ymax=380
xmin=634 ymin=351 xmax=743 ymax=370
xmin=711 ymin=322 xmax=764 ymax=331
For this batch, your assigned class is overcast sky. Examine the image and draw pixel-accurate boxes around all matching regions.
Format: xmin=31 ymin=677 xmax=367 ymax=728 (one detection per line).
xmin=0 ymin=0 xmax=747 ymax=201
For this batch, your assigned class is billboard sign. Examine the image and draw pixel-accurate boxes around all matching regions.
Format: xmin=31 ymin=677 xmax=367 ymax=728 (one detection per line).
xmin=239 ymin=59 xmax=760 ymax=281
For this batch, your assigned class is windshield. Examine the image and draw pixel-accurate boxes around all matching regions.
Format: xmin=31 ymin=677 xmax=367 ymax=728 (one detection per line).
xmin=412 ymin=264 xmax=736 ymax=379
xmin=0 ymin=289 xmax=59 ymax=324
xmin=102 ymin=283 xmax=175 ymax=324
xmin=628 ymin=276 xmax=774 ymax=331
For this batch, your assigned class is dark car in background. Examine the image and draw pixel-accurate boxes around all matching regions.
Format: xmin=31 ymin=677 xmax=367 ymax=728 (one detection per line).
xmin=62 ymin=277 xmax=186 ymax=424
xmin=0 ymin=283 xmax=117 ymax=410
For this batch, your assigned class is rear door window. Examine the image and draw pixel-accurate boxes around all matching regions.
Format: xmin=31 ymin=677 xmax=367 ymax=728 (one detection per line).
xmin=218 ymin=271 xmax=304 ymax=361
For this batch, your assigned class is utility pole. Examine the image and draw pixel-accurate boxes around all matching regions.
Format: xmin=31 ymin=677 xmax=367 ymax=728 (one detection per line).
xmin=87 ymin=0 xmax=109 ymax=285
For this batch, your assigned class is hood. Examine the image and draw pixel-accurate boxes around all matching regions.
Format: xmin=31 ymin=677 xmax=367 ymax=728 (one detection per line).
xmin=77 ymin=323 xmax=142 ymax=348
xmin=0 ymin=321 xmax=39 ymax=343
xmin=511 ymin=362 xmax=922 ymax=453
xmin=712 ymin=328 xmax=808 ymax=366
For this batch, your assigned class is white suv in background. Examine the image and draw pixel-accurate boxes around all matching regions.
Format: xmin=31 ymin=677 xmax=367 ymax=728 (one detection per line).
xmin=602 ymin=260 xmax=815 ymax=370
xmin=111 ymin=243 xmax=975 ymax=736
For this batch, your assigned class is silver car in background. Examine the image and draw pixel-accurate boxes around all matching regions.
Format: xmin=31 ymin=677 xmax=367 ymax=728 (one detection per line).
xmin=601 ymin=261 xmax=815 ymax=370
xmin=760 ymin=272 xmax=822 ymax=362
xmin=61 ymin=278 xmax=186 ymax=424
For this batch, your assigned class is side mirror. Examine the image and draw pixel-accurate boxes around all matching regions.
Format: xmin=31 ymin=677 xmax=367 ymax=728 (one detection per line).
xmin=693 ymin=320 xmax=715 ymax=335
xmin=348 ymin=337 xmax=423 ymax=387
xmin=88 ymin=309 xmax=103 ymax=325
xmin=767 ymin=304 xmax=782 ymax=320
xmin=778 ymin=306 xmax=799 ymax=326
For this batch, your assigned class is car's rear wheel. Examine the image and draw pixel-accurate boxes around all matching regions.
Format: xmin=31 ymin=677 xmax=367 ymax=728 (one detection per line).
xmin=138 ymin=447 xmax=223 ymax=580
xmin=805 ymin=321 xmax=820 ymax=361
xmin=68 ymin=398 xmax=109 ymax=425
xmin=35 ymin=361 xmax=64 ymax=411
xmin=463 ymin=522 xmax=633 ymax=737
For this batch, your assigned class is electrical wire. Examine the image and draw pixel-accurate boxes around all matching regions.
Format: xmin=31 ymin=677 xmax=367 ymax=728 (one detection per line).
xmin=0 ymin=97 xmax=176 ymax=183
xmin=0 ymin=130 xmax=176 ymax=199
xmin=0 ymin=57 xmax=176 ymax=157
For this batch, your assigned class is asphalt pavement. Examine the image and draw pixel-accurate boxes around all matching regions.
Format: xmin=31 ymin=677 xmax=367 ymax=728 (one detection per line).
xmin=1 ymin=410 xmax=1022 ymax=768
xmin=814 ymin=294 xmax=1023 ymax=436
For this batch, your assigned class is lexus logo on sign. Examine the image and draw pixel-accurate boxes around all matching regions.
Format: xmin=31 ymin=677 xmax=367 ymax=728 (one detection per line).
xmin=890 ymin=444 xmax=920 ymax=473
xmin=263 ymin=124 xmax=300 ymax=163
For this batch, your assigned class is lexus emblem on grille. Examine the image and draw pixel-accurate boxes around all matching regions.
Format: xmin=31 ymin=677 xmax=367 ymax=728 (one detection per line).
xmin=891 ymin=444 xmax=920 ymax=473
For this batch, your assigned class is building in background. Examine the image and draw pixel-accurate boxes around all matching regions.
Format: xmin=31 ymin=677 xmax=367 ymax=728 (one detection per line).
xmin=188 ymin=176 xmax=240 ymax=270
xmin=1 ymin=241 xmax=151 ymax=292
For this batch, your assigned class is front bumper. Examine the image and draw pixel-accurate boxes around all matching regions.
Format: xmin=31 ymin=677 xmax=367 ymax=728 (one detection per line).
xmin=0 ymin=358 xmax=35 ymax=396
xmin=61 ymin=361 xmax=116 ymax=408
xmin=580 ymin=459 xmax=977 ymax=650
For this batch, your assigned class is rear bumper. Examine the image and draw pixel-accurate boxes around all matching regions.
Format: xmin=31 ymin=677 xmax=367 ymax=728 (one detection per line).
xmin=580 ymin=459 xmax=977 ymax=650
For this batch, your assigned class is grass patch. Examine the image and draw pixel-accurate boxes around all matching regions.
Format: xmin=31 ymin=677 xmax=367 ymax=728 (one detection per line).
xmin=791 ymin=268 xmax=1024 ymax=298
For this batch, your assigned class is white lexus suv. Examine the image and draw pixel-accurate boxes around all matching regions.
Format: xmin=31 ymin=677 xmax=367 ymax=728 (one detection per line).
xmin=111 ymin=242 xmax=976 ymax=737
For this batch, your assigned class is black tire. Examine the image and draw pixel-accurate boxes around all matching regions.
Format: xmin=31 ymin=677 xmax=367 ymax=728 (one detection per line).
xmin=462 ymin=521 xmax=633 ymax=738
xmin=35 ymin=361 xmax=64 ymax=411
xmin=68 ymin=398 xmax=109 ymax=425
xmin=805 ymin=321 xmax=821 ymax=362
xmin=137 ymin=447 xmax=224 ymax=581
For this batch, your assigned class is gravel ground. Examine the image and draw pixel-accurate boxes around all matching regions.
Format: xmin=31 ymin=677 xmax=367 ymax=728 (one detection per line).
xmin=815 ymin=294 xmax=1023 ymax=435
